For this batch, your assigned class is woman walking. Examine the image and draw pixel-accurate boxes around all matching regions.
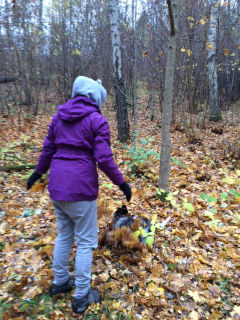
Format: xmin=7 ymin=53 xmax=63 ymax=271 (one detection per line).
xmin=27 ymin=76 xmax=131 ymax=313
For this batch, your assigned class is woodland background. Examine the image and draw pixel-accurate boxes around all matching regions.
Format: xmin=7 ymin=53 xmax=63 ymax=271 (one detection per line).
xmin=0 ymin=0 xmax=240 ymax=119
xmin=0 ymin=0 xmax=240 ymax=319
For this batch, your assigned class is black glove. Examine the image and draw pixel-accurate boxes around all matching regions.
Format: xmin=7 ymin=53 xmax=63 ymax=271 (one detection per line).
xmin=120 ymin=182 xmax=132 ymax=202
xmin=27 ymin=171 xmax=42 ymax=190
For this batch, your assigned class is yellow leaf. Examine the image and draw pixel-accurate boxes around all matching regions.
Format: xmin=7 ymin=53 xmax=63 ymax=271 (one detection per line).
xmin=222 ymin=176 xmax=235 ymax=185
xmin=199 ymin=19 xmax=206 ymax=25
xmin=233 ymin=214 xmax=240 ymax=224
xmin=157 ymin=287 xmax=165 ymax=296
xmin=95 ymin=303 xmax=101 ymax=311
xmin=187 ymin=49 xmax=191 ymax=57
xmin=187 ymin=16 xmax=195 ymax=21
xmin=103 ymin=250 xmax=111 ymax=256
xmin=148 ymin=282 xmax=156 ymax=292
xmin=206 ymin=42 xmax=213 ymax=50
xmin=214 ymin=2 xmax=220 ymax=7
xmin=37 ymin=287 xmax=42 ymax=294
xmin=180 ymin=48 xmax=186 ymax=52
xmin=197 ymin=254 xmax=210 ymax=265
xmin=74 ymin=49 xmax=81 ymax=55
xmin=22 ymin=135 xmax=31 ymax=143
xmin=236 ymin=170 xmax=240 ymax=176
xmin=235 ymin=197 xmax=240 ymax=204
xmin=42 ymin=236 xmax=53 ymax=245
xmin=152 ymin=214 xmax=158 ymax=222
xmin=188 ymin=290 xmax=206 ymax=303
xmin=112 ymin=301 xmax=120 ymax=309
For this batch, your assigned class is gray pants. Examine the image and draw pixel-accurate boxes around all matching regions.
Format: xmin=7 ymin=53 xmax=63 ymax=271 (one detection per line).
xmin=51 ymin=199 xmax=98 ymax=296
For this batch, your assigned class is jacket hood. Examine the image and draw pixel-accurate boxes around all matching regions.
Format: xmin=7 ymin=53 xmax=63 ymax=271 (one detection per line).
xmin=71 ymin=76 xmax=107 ymax=108
xmin=58 ymin=96 xmax=100 ymax=122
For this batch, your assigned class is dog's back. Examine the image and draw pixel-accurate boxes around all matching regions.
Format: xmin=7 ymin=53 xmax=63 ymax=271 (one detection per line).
xmin=100 ymin=205 xmax=151 ymax=250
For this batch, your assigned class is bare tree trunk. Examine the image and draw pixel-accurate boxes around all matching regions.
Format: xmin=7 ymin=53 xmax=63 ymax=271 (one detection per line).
xmin=151 ymin=74 xmax=156 ymax=121
xmin=67 ymin=0 xmax=73 ymax=96
xmin=159 ymin=0 xmax=179 ymax=191
xmin=38 ymin=0 xmax=45 ymax=86
xmin=208 ymin=0 xmax=222 ymax=122
xmin=109 ymin=0 xmax=130 ymax=143
xmin=133 ymin=0 xmax=137 ymax=150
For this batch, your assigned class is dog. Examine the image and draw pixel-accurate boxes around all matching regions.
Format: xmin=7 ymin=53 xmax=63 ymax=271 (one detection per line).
xmin=99 ymin=205 xmax=151 ymax=250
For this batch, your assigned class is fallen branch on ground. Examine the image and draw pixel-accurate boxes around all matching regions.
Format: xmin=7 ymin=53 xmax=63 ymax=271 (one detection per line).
xmin=0 ymin=164 xmax=36 ymax=172
xmin=0 ymin=77 xmax=17 ymax=84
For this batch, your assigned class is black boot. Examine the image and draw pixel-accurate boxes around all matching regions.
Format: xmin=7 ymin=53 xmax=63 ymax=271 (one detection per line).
xmin=72 ymin=288 xmax=101 ymax=314
xmin=50 ymin=277 xmax=75 ymax=296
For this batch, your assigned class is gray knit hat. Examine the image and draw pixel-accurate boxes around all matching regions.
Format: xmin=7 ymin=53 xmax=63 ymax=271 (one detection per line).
xmin=71 ymin=76 xmax=107 ymax=108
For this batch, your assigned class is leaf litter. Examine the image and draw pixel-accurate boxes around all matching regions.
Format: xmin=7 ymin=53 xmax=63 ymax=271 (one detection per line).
xmin=0 ymin=110 xmax=239 ymax=320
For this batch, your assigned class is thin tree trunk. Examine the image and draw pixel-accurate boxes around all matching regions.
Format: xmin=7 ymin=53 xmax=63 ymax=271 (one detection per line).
xmin=159 ymin=0 xmax=179 ymax=191
xmin=109 ymin=0 xmax=130 ymax=143
xmin=67 ymin=0 xmax=73 ymax=96
xmin=133 ymin=0 xmax=137 ymax=150
xmin=151 ymin=74 xmax=156 ymax=121
xmin=208 ymin=0 xmax=222 ymax=122
xmin=38 ymin=0 xmax=45 ymax=85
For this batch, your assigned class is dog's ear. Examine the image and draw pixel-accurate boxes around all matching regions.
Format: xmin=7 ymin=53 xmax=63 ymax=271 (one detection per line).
xmin=120 ymin=205 xmax=128 ymax=216
xmin=114 ymin=207 xmax=122 ymax=217
xmin=114 ymin=205 xmax=128 ymax=218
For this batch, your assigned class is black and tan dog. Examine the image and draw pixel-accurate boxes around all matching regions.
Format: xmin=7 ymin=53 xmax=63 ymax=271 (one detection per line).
xmin=99 ymin=205 xmax=151 ymax=250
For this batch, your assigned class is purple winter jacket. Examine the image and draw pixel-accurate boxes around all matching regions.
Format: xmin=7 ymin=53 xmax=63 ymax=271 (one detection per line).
xmin=36 ymin=96 xmax=124 ymax=201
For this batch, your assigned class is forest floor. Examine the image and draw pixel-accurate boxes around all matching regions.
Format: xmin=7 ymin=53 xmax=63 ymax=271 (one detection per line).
xmin=0 ymin=102 xmax=240 ymax=320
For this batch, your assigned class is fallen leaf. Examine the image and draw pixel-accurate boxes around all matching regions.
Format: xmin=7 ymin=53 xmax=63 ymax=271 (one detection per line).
xmin=188 ymin=290 xmax=206 ymax=303
xmin=189 ymin=310 xmax=199 ymax=320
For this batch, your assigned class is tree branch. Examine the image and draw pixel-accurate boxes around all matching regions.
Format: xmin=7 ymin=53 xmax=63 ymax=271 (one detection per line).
xmin=0 ymin=164 xmax=36 ymax=172
xmin=167 ymin=0 xmax=175 ymax=36
xmin=0 ymin=77 xmax=16 ymax=84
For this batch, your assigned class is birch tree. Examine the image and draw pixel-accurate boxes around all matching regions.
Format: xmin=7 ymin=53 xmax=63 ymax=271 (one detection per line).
xmin=159 ymin=0 xmax=179 ymax=191
xmin=207 ymin=0 xmax=222 ymax=122
xmin=109 ymin=0 xmax=130 ymax=142
xmin=38 ymin=0 xmax=44 ymax=85
xmin=132 ymin=0 xmax=137 ymax=150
